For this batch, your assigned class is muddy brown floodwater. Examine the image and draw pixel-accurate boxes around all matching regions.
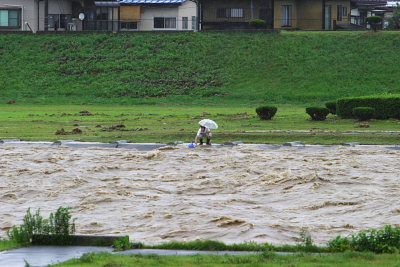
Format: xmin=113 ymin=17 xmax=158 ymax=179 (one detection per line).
xmin=0 ymin=145 xmax=399 ymax=246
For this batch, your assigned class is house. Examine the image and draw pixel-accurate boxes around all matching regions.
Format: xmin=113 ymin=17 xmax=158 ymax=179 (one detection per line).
xmin=0 ymin=0 xmax=99 ymax=32
xmin=0 ymin=0 xmax=197 ymax=32
xmin=117 ymin=0 xmax=197 ymax=31
xmin=198 ymin=0 xmax=352 ymax=30
xmin=350 ymin=0 xmax=387 ymax=28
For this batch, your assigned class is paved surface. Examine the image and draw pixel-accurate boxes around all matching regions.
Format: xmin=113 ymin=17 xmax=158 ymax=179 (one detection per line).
xmin=0 ymin=246 xmax=271 ymax=267
xmin=0 ymin=246 xmax=113 ymax=267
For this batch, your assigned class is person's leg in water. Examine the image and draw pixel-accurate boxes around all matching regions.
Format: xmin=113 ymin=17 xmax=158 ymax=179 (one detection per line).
xmin=206 ymin=132 xmax=212 ymax=145
xmin=199 ymin=137 xmax=204 ymax=145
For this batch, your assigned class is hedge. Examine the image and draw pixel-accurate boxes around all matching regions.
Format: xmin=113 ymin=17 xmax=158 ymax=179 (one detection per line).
xmin=336 ymin=95 xmax=400 ymax=119
xmin=352 ymin=107 xmax=375 ymax=121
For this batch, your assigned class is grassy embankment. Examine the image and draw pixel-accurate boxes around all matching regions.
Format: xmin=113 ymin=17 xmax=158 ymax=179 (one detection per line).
xmin=1 ymin=31 xmax=400 ymax=144
xmin=50 ymin=251 xmax=400 ymax=267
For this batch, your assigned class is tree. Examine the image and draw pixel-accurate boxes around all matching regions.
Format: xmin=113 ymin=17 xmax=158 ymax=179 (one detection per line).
xmin=366 ymin=16 xmax=383 ymax=31
xmin=388 ymin=4 xmax=400 ymax=29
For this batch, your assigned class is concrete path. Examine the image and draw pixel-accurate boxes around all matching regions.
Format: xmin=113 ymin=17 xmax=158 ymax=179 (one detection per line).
xmin=0 ymin=246 xmax=113 ymax=267
xmin=0 ymin=246 xmax=271 ymax=267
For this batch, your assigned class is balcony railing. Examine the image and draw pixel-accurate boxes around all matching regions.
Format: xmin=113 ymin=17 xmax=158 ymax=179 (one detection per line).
xmin=351 ymin=0 xmax=387 ymax=5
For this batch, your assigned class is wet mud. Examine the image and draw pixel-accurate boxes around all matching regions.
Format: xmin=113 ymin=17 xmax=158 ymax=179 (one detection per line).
xmin=0 ymin=145 xmax=399 ymax=245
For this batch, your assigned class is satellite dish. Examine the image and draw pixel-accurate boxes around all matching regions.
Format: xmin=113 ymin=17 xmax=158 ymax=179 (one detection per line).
xmin=79 ymin=13 xmax=85 ymax=20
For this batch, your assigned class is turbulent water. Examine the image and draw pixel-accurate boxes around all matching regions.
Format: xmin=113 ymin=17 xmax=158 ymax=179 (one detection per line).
xmin=1 ymin=145 xmax=399 ymax=246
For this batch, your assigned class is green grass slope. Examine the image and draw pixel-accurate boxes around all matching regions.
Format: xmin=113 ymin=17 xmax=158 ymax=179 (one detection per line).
xmin=1 ymin=31 xmax=400 ymax=105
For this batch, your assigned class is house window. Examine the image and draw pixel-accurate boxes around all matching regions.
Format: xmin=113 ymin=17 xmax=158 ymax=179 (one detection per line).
xmin=192 ymin=16 xmax=197 ymax=30
xmin=182 ymin=17 xmax=188 ymax=30
xmin=217 ymin=8 xmax=244 ymax=18
xmin=154 ymin=17 xmax=176 ymax=29
xmin=282 ymin=5 xmax=292 ymax=26
xmin=337 ymin=5 xmax=347 ymax=21
xmin=0 ymin=9 xmax=21 ymax=28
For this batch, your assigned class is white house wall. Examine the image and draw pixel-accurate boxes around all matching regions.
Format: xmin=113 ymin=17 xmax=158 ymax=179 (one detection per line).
xmin=0 ymin=0 xmax=37 ymax=31
xmin=139 ymin=6 xmax=178 ymax=30
xmin=178 ymin=0 xmax=197 ymax=30
xmin=138 ymin=2 xmax=196 ymax=31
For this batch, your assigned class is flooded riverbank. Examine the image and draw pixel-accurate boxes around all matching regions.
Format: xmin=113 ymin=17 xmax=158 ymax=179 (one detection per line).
xmin=1 ymin=145 xmax=399 ymax=245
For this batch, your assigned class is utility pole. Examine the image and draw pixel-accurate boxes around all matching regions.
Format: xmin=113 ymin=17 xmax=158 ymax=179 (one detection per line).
xmin=44 ymin=0 xmax=48 ymax=31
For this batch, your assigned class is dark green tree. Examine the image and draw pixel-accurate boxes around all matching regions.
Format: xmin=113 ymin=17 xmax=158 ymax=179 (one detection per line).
xmin=366 ymin=16 xmax=383 ymax=31
xmin=388 ymin=4 xmax=400 ymax=29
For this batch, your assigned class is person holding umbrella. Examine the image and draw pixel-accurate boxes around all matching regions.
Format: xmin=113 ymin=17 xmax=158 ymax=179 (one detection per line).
xmin=195 ymin=119 xmax=218 ymax=146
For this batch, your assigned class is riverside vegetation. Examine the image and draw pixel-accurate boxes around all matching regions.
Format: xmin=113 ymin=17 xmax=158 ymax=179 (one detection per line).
xmin=5 ymin=208 xmax=400 ymax=255
xmin=50 ymin=226 xmax=400 ymax=266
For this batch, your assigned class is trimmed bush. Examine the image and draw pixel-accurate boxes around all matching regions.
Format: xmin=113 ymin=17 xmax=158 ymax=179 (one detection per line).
xmin=305 ymin=107 xmax=329 ymax=121
xmin=249 ymin=19 xmax=267 ymax=28
xmin=256 ymin=106 xmax=277 ymax=120
xmin=353 ymin=107 xmax=375 ymax=121
xmin=366 ymin=16 xmax=383 ymax=31
xmin=336 ymin=95 xmax=400 ymax=119
xmin=325 ymin=101 xmax=337 ymax=115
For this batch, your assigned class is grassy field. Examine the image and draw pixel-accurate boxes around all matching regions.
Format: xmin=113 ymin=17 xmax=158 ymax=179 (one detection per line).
xmin=1 ymin=31 xmax=400 ymax=105
xmin=1 ymin=104 xmax=400 ymax=144
xmin=50 ymin=251 xmax=400 ymax=267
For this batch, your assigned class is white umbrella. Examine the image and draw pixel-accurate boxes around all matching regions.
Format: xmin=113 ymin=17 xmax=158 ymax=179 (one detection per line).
xmin=199 ymin=119 xmax=218 ymax=129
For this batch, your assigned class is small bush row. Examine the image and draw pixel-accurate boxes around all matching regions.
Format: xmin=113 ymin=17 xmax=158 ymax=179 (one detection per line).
xmin=255 ymin=105 xmax=332 ymax=121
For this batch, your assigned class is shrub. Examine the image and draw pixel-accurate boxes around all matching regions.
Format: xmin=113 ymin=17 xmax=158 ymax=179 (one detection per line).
xmin=366 ymin=16 xmax=383 ymax=31
xmin=325 ymin=101 xmax=337 ymax=115
xmin=256 ymin=106 xmax=277 ymax=120
xmin=328 ymin=236 xmax=352 ymax=252
xmin=336 ymin=95 xmax=400 ymax=119
xmin=328 ymin=225 xmax=400 ymax=253
xmin=352 ymin=107 xmax=375 ymax=121
xmin=305 ymin=107 xmax=329 ymax=121
xmin=8 ymin=207 xmax=76 ymax=245
xmin=113 ymin=236 xmax=132 ymax=251
xmin=249 ymin=19 xmax=267 ymax=28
